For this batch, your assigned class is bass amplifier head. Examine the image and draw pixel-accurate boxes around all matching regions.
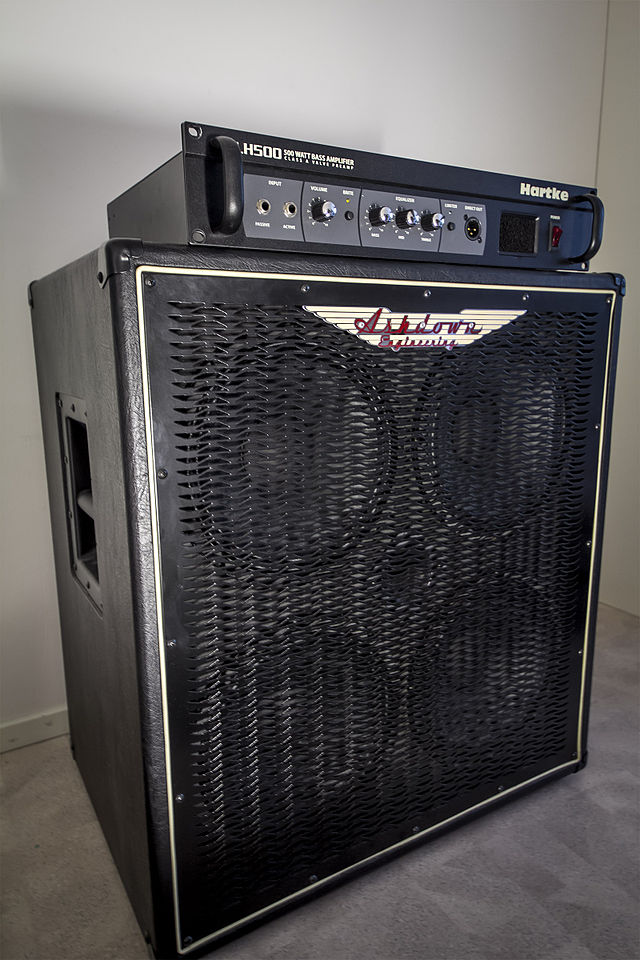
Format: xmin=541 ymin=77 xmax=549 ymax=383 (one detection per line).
xmin=107 ymin=122 xmax=604 ymax=271
xmin=29 ymin=244 xmax=623 ymax=958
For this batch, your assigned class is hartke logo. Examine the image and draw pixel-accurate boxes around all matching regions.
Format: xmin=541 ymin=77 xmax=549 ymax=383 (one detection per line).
xmin=520 ymin=182 xmax=569 ymax=201
xmin=303 ymin=306 xmax=527 ymax=351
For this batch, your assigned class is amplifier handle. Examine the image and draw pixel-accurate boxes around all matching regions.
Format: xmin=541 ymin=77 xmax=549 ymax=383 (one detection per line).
xmin=567 ymin=194 xmax=604 ymax=263
xmin=209 ymin=135 xmax=244 ymax=234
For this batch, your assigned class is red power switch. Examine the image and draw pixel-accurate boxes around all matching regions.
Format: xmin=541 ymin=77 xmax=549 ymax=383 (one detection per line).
xmin=550 ymin=224 xmax=563 ymax=248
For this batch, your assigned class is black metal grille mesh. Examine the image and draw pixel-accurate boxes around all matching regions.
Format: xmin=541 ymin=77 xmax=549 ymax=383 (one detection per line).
xmin=148 ymin=289 xmax=605 ymax=940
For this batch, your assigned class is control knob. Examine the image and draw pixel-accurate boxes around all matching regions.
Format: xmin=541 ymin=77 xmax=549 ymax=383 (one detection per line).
xmin=396 ymin=208 xmax=420 ymax=229
xmin=369 ymin=205 xmax=394 ymax=226
xmin=311 ymin=199 xmax=337 ymax=222
xmin=421 ymin=212 xmax=445 ymax=232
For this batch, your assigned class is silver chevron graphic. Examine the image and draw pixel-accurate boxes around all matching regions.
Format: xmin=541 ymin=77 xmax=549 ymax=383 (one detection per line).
xmin=303 ymin=305 xmax=527 ymax=350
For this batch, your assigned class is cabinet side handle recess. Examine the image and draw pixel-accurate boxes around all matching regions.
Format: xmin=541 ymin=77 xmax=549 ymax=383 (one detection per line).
xmin=58 ymin=394 xmax=101 ymax=611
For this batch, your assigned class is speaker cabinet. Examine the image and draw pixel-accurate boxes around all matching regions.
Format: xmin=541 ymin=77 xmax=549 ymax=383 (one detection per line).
xmin=30 ymin=242 xmax=622 ymax=958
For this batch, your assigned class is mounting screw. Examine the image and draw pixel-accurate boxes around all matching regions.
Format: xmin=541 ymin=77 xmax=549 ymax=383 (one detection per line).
xmin=167 ymin=638 xmax=177 ymax=648
xmin=309 ymin=874 xmax=318 ymax=884
xmin=67 ymin=510 xmax=73 ymax=520
xmin=412 ymin=825 xmax=420 ymax=834
xmin=498 ymin=785 xmax=504 ymax=792
xmin=577 ymin=649 xmax=583 ymax=656
xmin=175 ymin=793 xmax=184 ymax=803
xmin=144 ymin=277 xmax=155 ymax=287
xmin=301 ymin=283 xmax=310 ymax=293
xmin=522 ymin=294 xmax=530 ymax=301
xmin=63 ymin=456 xmax=69 ymax=464
xmin=423 ymin=289 xmax=431 ymax=298
xmin=183 ymin=935 xmax=193 ymax=946
xmin=157 ymin=468 xmax=168 ymax=479
xmin=606 ymin=297 xmax=612 ymax=305
xmin=595 ymin=424 xmax=600 ymax=431
xmin=571 ymin=752 xmax=577 ymax=759
xmin=191 ymin=229 xmax=206 ymax=243
xmin=586 ymin=540 xmax=592 ymax=548
xmin=57 ymin=397 xmax=63 ymax=407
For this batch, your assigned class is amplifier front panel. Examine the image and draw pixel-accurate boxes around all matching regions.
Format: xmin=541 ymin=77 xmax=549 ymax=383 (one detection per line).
xmin=137 ymin=268 xmax=614 ymax=954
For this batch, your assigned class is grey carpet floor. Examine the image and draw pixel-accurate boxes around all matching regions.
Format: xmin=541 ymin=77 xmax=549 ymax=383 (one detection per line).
xmin=1 ymin=603 xmax=639 ymax=960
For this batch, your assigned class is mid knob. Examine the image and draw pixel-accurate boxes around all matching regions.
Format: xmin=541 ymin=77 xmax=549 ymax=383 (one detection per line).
xmin=421 ymin=211 xmax=445 ymax=232
xmin=396 ymin=208 xmax=420 ymax=229
xmin=369 ymin=205 xmax=394 ymax=227
xmin=311 ymin=199 xmax=337 ymax=222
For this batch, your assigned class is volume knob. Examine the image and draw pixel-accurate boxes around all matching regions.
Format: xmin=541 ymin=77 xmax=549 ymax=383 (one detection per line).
xmin=369 ymin=205 xmax=394 ymax=227
xmin=421 ymin=212 xmax=445 ymax=232
xmin=396 ymin=208 xmax=420 ymax=229
xmin=311 ymin=200 xmax=337 ymax=222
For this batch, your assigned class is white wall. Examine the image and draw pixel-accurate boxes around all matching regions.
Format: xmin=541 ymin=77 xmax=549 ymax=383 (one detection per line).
xmin=0 ymin=0 xmax=613 ymax=731
xmin=594 ymin=0 xmax=640 ymax=617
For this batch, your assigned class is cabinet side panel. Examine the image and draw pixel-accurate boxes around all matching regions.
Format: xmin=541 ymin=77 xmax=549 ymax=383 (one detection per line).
xmin=30 ymin=251 xmax=155 ymax=943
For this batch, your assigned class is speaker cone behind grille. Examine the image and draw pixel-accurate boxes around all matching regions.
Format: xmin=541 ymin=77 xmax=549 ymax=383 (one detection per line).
xmin=408 ymin=579 xmax=557 ymax=756
xmin=414 ymin=358 xmax=566 ymax=529
xmin=173 ymin=333 xmax=393 ymax=569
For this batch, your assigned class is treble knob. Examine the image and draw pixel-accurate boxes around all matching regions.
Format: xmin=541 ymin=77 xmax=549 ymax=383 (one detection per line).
xmin=396 ymin=208 xmax=420 ymax=229
xmin=421 ymin=212 xmax=445 ymax=232
xmin=369 ymin=205 xmax=394 ymax=227
xmin=311 ymin=199 xmax=337 ymax=222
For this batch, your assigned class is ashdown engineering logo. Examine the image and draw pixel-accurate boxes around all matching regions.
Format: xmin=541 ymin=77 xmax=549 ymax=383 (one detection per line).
xmin=520 ymin=182 xmax=569 ymax=201
xmin=303 ymin=306 xmax=527 ymax=352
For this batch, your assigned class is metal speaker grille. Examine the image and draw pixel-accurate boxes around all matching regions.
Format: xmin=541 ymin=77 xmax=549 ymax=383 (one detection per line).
xmin=145 ymin=288 xmax=607 ymax=943
xmin=172 ymin=324 xmax=393 ymax=568
xmin=413 ymin=352 xmax=567 ymax=528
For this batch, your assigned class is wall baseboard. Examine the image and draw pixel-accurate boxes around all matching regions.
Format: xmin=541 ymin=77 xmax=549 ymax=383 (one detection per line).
xmin=0 ymin=708 xmax=69 ymax=753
